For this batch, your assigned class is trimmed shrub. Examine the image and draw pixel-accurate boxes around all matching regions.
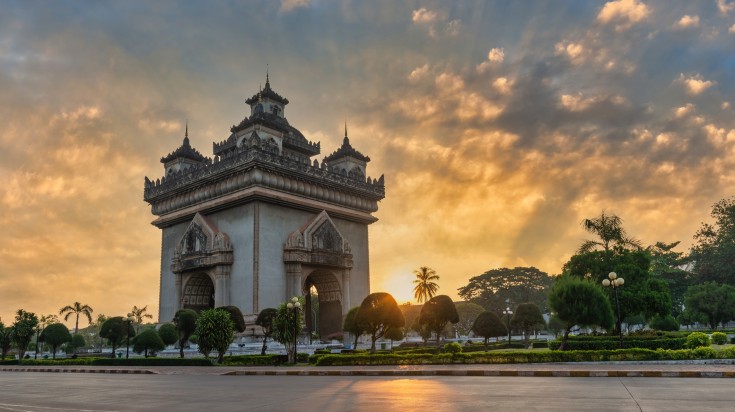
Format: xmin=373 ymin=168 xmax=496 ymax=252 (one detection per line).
xmin=532 ymin=341 xmax=548 ymax=349
xmin=548 ymin=338 xmax=686 ymax=351
xmin=442 ymin=342 xmax=462 ymax=354
xmin=649 ymin=315 xmax=680 ymax=332
xmin=711 ymin=332 xmax=727 ymax=345
xmin=684 ymin=332 xmax=710 ymax=349
xmin=18 ymin=357 xmax=212 ymax=366
xmin=220 ymin=353 xmax=309 ymax=366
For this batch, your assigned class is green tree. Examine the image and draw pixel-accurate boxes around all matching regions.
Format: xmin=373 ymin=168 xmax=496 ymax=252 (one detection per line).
xmin=133 ymin=329 xmax=166 ymax=357
xmin=419 ymin=295 xmax=459 ymax=345
xmin=384 ymin=327 xmax=404 ymax=349
xmin=219 ymin=306 xmax=247 ymax=333
xmin=255 ymin=308 xmax=277 ymax=355
xmin=471 ymin=311 xmax=507 ymax=348
xmin=412 ymin=317 xmax=432 ymax=343
xmin=647 ymin=241 xmax=694 ymax=317
xmin=68 ymin=334 xmax=87 ymax=354
xmin=157 ymin=323 xmax=178 ymax=347
xmin=413 ymin=266 xmax=440 ymax=303
xmin=11 ymin=309 xmax=39 ymax=360
xmin=99 ymin=317 xmax=134 ymax=358
xmin=564 ymin=249 xmax=671 ymax=327
xmin=0 ymin=322 xmax=13 ymax=360
xmin=194 ymin=308 xmax=235 ymax=363
xmin=341 ymin=306 xmax=363 ymax=350
xmin=355 ymin=292 xmax=405 ymax=353
xmin=547 ymin=276 xmax=614 ymax=350
xmin=690 ymin=197 xmax=735 ymax=285
xmin=452 ymin=302 xmax=485 ymax=338
xmin=457 ymin=267 xmax=553 ymax=314
xmin=272 ymin=297 xmax=304 ymax=364
xmin=127 ymin=305 xmax=153 ymax=334
xmin=172 ymin=309 xmax=198 ymax=358
xmin=547 ymin=315 xmax=566 ymax=338
xmin=39 ymin=323 xmax=71 ymax=359
xmin=59 ymin=302 xmax=93 ymax=334
xmin=510 ymin=303 xmax=546 ymax=348
xmin=648 ymin=315 xmax=680 ymax=331
xmin=90 ymin=313 xmax=108 ymax=352
xmin=578 ymin=211 xmax=642 ymax=253
xmin=683 ymin=282 xmax=735 ymax=329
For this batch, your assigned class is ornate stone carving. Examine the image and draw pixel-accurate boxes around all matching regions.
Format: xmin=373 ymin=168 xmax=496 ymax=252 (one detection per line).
xmin=311 ymin=222 xmax=343 ymax=252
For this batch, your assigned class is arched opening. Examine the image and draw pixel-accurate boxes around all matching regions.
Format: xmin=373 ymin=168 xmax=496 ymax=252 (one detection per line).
xmin=304 ymin=271 xmax=342 ymax=341
xmin=182 ymin=273 xmax=215 ymax=313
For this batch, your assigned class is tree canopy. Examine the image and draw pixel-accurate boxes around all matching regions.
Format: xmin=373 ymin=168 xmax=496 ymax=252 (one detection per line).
xmin=99 ymin=317 xmax=134 ymax=357
xmin=157 ymin=323 xmax=178 ymax=346
xmin=256 ymin=307 xmax=277 ymax=355
xmin=59 ymin=302 xmax=93 ymax=334
xmin=578 ymin=211 xmax=642 ymax=253
xmin=133 ymin=329 xmax=166 ymax=357
xmin=413 ymin=266 xmax=440 ymax=303
xmin=564 ymin=249 xmax=671 ymax=323
xmin=510 ymin=303 xmax=546 ymax=348
xmin=172 ymin=309 xmax=198 ymax=358
xmin=419 ymin=295 xmax=459 ymax=344
xmin=690 ymin=197 xmax=735 ymax=285
xmin=547 ymin=276 xmax=614 ymax=350
xmin=11 ymin=309 xmax=39 ymax=360
xmin=194 ymin=308 xmax=235 ymax=363
xmin=471 ymin=311 xmax=506 ymax=348
xmin=452 ymin=302 xmax=485 ymax=338
xmin=342 ymin=306 xmax=364 ymax=350
xmin=39 ymin=323 xmax=71 ymax=359
xmin=219 ymin=305 xmax=247 ymax=333
xmin=647 ymin=241 xmax=694 ymax=317
xmin=457 ymin=267 xmax=553 ymax=314
xmin=0 ymin=322 xmax=12 ymax=360
xmin=355 ymin=292 xmax=405 ymax=353
xmin=683 ymin=282 xmax=735 ymax=329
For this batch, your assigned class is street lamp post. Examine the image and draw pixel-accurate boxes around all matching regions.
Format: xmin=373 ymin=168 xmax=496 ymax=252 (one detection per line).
xmin=502 ymin=307 xmax=513 ymax=346
xmin=125 ymin=316 xmax=134 ymax=359
xmin=286 ymin=297 xmax=301 ymax=364
xmin=602 ymin=271 xmax=625 ymax=348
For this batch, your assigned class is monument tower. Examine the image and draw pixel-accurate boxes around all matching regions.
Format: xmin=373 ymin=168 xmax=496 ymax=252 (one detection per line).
xmin=144 ymin=75 xmax=385 ymax=337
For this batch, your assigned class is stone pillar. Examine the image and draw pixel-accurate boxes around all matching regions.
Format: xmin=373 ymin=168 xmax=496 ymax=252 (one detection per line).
xmin=175 ymin=273 xmax=183 ymax=311
xmin=214 ymin=267 xmax=231 ymax=307
xmin=342 ymin=269 xmax=351 ymax=312
xmin=286 ymin=263 xmax=302 ymax=298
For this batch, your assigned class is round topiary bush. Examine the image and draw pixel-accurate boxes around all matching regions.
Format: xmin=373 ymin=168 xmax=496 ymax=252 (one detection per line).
xmin=684 ymin=332 xmax=710 ymax=349
xmin=711 ymin=331 xmax=727 ymax=345
xmin=649 ymin=315 xmax=679 ymax=332
xmin=442 ymin=342 xmax=462 ymax=354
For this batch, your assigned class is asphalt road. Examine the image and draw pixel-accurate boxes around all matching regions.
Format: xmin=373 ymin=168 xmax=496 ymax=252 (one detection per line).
xmin=1 ymin=372 xmax=734 ymax=411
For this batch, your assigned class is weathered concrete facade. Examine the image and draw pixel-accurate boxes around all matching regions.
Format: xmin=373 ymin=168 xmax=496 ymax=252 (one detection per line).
xmin=144 ymin=76 xmax=384 ymax=338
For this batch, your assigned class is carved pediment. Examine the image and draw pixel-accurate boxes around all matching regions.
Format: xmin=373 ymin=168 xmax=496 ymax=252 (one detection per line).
xmin=283 ymin=210 xmax=352 ymax=268
xmin=173 ymin=213 xmax=233 ymax=273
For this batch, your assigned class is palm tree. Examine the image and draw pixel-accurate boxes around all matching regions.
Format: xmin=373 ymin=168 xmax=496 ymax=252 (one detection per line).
xmin=128 ymin=305 xmax=153 ymax=333
xmin=59 ymin=302 xmax=94 ymax=334
xmin=413 ymin=266 xmax=440 ymax=303
xmin=578 ymin=211 xmax=642 ymax=254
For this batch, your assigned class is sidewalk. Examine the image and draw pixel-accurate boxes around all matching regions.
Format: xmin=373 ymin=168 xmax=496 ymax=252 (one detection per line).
xmin=2 ymin=360 xmax=735 ymax=378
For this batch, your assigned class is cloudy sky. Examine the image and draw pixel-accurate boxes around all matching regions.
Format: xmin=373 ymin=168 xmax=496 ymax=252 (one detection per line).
xmin=2 ymin=0 xmax=735 ymax=327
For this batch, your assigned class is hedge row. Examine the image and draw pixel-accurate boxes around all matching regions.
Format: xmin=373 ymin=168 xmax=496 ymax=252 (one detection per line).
xmin=220 ymin=353 xmax=309 ymax=366
xmin=562 ymin=331 xmax=688 ymax=341
xmin=314 ymin=347 xmax=735 ymax=366
xmin=18 ymin=357 xmax=213 ymax=366
xmin=548 ymin=338 xmax=687 ymax=351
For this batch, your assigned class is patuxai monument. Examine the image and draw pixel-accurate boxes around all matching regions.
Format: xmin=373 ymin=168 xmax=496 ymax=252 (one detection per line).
xmin=144 ymin=74 xmax=385 ymax=338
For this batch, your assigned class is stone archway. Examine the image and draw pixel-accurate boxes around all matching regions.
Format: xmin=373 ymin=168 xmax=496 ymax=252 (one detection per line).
xmin=284 ymin=211 xmax=354 ymax=341
xmin=171 ymin=212 xmax=233 ymax=311
xmin=303 ymin=271 xmax=343 ymax=339
xmin=182 ymin=273 xmax=215 ymax=312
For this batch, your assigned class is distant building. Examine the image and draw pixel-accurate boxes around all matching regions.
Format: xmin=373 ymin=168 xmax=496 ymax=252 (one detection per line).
xmin=144 ymin=75 xmax=385 ymax=337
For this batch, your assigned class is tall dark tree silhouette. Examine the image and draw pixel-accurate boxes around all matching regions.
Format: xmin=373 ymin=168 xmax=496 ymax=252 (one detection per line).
xmin=413 ymin=266 xmax=440 ymax=303
xmin=578 ymin=211 xmax=642 ymax=254
xmin=59 ymin=302 xmax=93 ymax=334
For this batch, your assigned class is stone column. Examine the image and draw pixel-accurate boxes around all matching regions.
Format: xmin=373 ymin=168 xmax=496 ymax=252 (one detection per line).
xmin=175 ymin=273 xmax=183 ymax=311
xmin=342 ymin=269 xmax=351 ymax=313
xmin=214 ymin=267 xmax=231 ymax=307
xmin=286 ymin=263 xmax=302 ymax=299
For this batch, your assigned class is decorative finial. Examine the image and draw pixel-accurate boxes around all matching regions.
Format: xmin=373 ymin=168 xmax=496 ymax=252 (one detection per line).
xmin=183 ymin=120 xmax=190 ymax=146
xmin=266 ymin=64 xmax=270 ymax=87
xmin=344 ymin=121 xmax=348 ymax=138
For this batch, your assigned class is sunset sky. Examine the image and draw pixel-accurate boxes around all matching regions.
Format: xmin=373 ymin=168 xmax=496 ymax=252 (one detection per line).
xmin=2 ymin=0 xmax=735 ymax=328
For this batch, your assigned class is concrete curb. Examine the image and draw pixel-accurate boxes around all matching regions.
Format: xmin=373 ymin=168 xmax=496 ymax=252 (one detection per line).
xmin=223 ymin=369 xmax=735 ymax=378
xmin=0 ymin=368 xmax=157 ymax=374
